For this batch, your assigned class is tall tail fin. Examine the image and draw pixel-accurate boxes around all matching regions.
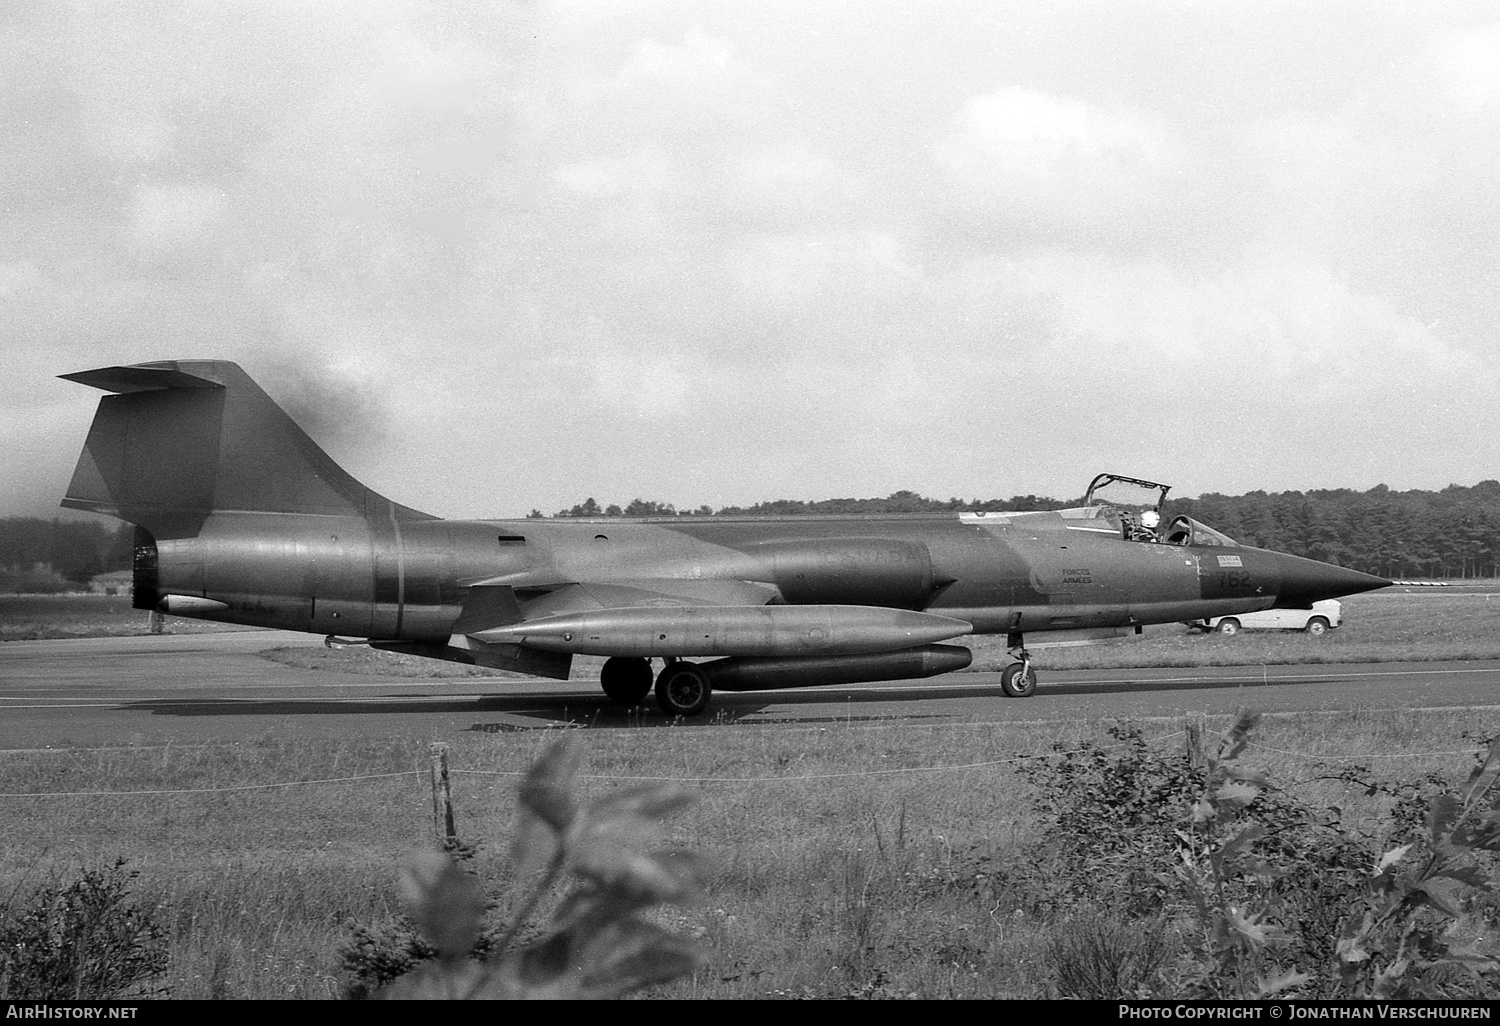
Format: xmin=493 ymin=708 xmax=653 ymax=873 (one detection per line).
xmin=61 ymin=360 xmax=433 ymax=537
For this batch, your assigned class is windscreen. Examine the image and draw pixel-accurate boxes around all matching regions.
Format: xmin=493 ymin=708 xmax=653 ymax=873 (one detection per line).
xmin=1178 ymin=518 xmax=1240 ymax=547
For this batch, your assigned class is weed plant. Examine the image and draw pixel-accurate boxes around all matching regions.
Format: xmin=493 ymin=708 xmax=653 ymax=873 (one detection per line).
xmin=1044 ymin=909 xmax=1172 ymax=999
xmin=0 ymin=860 xmax=168 ymax=999
xmin=346 ymin=737 xmax=707 ymax=998
xmin=1026 ymin=713 xmax=1500 ymax=998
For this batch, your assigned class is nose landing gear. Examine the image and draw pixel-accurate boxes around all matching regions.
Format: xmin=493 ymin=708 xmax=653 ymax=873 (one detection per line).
xmin=1000 ymin=632 xmax=1037 ymax=698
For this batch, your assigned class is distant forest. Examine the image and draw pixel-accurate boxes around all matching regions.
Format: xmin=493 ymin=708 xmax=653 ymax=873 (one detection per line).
xmin=5 ymin=480 xmax=1500 ymax=588
xmin=0 ymin=518 xmax=133 ymax=591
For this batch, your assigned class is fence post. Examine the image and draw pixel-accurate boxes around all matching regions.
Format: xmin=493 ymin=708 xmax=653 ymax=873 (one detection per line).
xmin=1185 ymin=716 xmax=1204 ymax=772
xmin=430 ymin=743 xmax=457 ymax=843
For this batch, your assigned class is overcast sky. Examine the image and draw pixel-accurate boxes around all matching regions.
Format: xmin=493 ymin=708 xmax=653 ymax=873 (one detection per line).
xmin=6 ymin=0 xmax=1500 ymax=521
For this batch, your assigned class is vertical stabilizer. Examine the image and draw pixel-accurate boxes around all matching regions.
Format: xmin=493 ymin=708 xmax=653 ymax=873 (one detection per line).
xmin=61 ymin=360 xmax=433 ymax=537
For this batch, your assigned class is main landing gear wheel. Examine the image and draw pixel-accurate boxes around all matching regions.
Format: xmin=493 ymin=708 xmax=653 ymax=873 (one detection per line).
xmin=600 ymin=656 xmax=653 ymax=705
xmin=1216 ymin=618 xmax=1241 ymax=636
xmin=1001 ymin=661 xmax=1037 ymax=698
xmin=655 ymin=661 xmax=712 ymax=717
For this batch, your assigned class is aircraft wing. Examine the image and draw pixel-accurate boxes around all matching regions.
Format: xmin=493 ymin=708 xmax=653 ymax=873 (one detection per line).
xmin=510 ymin=578 xmax=782 ymax=621
xmin=453 ymin=577 xmax=781 ymax=633
xmin=432 ymin=577 xmax=783 ymax=679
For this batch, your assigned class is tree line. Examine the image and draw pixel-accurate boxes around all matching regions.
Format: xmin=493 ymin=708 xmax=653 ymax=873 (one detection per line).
xmin=530 ymin=489 xmax=1066 ymax=520
xmin=6 ymin=479 xmax=1500 ymax=586
xmin=0 ymin=518 xmax=133 ymax=589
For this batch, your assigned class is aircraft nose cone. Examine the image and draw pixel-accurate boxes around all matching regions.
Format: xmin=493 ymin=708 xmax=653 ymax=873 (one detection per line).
xmin=1273 ymin=552 xmax=1391 ymax=606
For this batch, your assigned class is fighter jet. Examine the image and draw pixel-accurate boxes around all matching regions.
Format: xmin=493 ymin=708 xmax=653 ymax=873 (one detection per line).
xmin=60 ymin=360 xmax=1391 ymax=716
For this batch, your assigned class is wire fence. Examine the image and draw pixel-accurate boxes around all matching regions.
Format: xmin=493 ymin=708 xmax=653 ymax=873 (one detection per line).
xmin=0 ymin=725 xmax=1484 ymax=800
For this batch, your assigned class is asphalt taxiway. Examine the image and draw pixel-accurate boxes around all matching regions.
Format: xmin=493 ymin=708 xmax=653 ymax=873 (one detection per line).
xmin=3 ymin=631 xmax=1500 ymax=748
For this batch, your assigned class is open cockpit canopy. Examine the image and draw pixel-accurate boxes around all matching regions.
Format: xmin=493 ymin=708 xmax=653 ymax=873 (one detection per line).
xmin=1076 ymin=473 xmax=1242 ymax=548
xmin=1083 ymin=473 xmax=1170 ymax=513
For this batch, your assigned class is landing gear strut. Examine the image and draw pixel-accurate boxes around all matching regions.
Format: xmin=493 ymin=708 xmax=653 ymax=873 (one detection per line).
xmin=600 ymin=656 xmax=653 ymax=705
xmin=655 ymin=660 xmax=713 ymax=717
xmin=1001 ymin=631 xmax=1037 ymax=698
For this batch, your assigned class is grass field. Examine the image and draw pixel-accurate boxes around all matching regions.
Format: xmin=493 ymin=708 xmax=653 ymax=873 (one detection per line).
xmin=2 ymin=587 xmax=1499 ymax=998
xmin=0 ymin=710 xmax=1492 ymax=998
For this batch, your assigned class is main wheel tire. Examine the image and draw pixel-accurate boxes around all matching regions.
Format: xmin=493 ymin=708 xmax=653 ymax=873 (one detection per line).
xmin=1305 ymin=617 xmax=1330 ymax=636
xmin=1000 ymin=662 xmax=1037 ymax=698
xmin=1216 ymin=618 xmax=1241 ymax=636
xmin=600 ymin=656 xmax=653 ymax=705
xmin=655 ymin=661 xmax=712 ymax=717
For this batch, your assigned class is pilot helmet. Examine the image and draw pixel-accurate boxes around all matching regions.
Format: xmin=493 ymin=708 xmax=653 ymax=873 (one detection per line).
xmin=1140 ymin=510 xmax=1161 ymax=528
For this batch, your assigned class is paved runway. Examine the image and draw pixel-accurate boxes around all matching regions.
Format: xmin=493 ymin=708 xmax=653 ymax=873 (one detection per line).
xmin=3 ymin=631 xmax=1500 ymax=748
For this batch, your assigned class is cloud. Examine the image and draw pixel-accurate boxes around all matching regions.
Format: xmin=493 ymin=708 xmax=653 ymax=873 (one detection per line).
xmin=734 ymin=147 xmax=871 ymax=230
xmin=987 ymin=247 xmax=1463 ymax=390
xmin=586 ymin=343 xmax=696 ymax=418
xmin=0 ymin=260 xmax=53 ymax=300
xmin=615 ymin=28 xmax=735 ymax=89
xmin=935 ymin=86 xmax=1190 ymax=223
xmin=1434 ymin=21 xmax=1500 ymax=113
xmin=555 ymin=147 xmax=674 ymax=197
xmin=731 ymin=231 xmax=921 ymax=313
xmin=127 ymin=185 xmax=227 ymax=264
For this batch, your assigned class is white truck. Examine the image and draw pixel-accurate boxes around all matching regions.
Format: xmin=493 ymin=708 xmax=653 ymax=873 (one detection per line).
xmin=1188 ymin=599 xmax=1342 ymax=636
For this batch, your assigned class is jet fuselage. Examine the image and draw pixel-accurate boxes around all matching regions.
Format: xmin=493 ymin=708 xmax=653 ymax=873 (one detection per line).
xmin=138 ymin=506 xmax=1353 ymax=642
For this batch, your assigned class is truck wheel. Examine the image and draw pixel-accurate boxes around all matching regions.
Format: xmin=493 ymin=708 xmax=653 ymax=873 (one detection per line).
xmin=1305 ymin=617 xmax=1330 ymax=636
xmin=1216 ymin=618 xmax=1241 ymax=636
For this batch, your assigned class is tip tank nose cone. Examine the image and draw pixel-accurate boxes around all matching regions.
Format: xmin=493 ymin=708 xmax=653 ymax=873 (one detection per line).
xmin=1274 ymin=552 xmax=1392 ymax=606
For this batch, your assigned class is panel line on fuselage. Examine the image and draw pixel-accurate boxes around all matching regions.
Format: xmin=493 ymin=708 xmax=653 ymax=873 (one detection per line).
xmin=388 ymin=501 xmax=406 ymax=638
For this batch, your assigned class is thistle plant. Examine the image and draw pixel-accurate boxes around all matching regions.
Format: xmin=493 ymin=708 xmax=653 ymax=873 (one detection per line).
xmin=1335 ymin=736 xmax=1500 ymax=998
xmin=380 ymin=736 xmax=709 ymax=999
xmin=1173 ymin=710 xmax=1311 ymax=999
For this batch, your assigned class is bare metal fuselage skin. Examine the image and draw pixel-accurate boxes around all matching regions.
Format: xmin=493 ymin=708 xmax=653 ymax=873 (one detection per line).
xmin=62 ymin=360 xmax=1390 ymax=709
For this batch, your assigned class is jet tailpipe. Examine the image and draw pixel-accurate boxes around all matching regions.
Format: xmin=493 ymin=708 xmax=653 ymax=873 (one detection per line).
xmin=701 ymin=644 xmax=974 ymax=693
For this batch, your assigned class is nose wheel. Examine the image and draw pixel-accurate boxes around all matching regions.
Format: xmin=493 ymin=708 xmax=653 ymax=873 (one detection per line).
xmin=1001 ymin=632 xmax=1037 ymax=698
xmin=1001 ymin=661 xmax=1037 ymax=697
